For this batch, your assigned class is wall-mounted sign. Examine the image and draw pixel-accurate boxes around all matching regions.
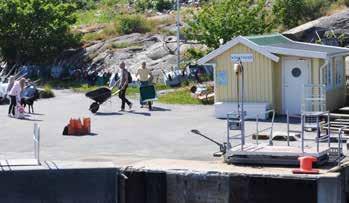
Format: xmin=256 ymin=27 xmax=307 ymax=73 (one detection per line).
xmin=231 ymin=53 xmax=253 ymax=63
xmin=217 ymin=70 xmax=228 ymax=86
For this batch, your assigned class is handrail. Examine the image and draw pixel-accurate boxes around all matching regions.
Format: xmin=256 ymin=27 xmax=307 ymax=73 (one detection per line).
xmin=337 ymin=126 xmax=345 ymax=163
xmin=255 ymin=109 xmax=275 ymax=146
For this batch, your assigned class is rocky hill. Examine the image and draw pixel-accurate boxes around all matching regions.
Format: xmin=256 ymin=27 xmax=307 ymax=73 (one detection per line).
xmin=284 ymin=9 xmax=349 ymax=46
xmin=54 ymin=32 xmax=204 ymax=81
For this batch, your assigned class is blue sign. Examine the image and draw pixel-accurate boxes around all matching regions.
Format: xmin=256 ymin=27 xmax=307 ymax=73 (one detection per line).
xmin=231 ymin=53 xmax=253 ymax=63
xmin=217 ymin=71 xmax=228 ymax=86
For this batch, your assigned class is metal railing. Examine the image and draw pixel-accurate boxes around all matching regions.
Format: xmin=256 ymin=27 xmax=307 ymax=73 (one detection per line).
xmin=286 ymin=111 xmax=345 ymax=164
xmin=287 ymin=111 xmax=330 ymax=152
xmin=255 ymin=109 xmax=275 ymax=146
xmin=226 ymin=111 xmax=245 ymax=150
xmin=226 ymin=109 xmax=275 ymax=152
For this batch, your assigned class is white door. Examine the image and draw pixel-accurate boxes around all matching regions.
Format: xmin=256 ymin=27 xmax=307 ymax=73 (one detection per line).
xmin=284 ymin=59 xmax=310 ymax=115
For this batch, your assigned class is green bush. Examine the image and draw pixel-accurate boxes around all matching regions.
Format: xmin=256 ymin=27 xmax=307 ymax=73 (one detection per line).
xmin=62 ymin=0 xmax=97 ymax=10
xmin=116 ymin=14 xmax=151 ymax=34
xmin=183 ymin=48 xmax=207 ymax=62
xmin=134 ymin=0 xmax=173 ymax=12
xmin=39 ymin=85 xmax=55 ymax=99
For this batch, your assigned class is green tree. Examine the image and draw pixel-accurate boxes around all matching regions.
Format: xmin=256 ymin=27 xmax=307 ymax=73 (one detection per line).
xmin=184 ymin=0 xmax=272 ymax=49
xmin=0 ymin=0 xmax=80 ymax=67
xmin=272 ymin=0 xmax=305 ymax=29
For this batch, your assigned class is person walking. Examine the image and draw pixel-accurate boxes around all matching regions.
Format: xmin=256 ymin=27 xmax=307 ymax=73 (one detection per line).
xmin=6 ymin=76 xmax=15 ymax=95
xmin=136 ymin=62 xmax=153 ymax=108
xmin=118 ymin=62 xmax=132 ymax=111
xmin=8 ymin=78 xmax=25 ymax=117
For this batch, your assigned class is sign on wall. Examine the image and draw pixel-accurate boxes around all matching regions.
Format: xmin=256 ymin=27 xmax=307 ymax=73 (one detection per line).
xmin=231 ymin=53 xmax=253 ymax=63
xmin=217 ymin=71 xmax=228 ymax=86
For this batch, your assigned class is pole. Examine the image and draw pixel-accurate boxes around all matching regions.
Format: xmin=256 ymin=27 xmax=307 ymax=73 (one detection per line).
xmin=176 ymin=0 xmax=180 ymax=71
xmin=240 ymin=60 xmax=245 ymax=146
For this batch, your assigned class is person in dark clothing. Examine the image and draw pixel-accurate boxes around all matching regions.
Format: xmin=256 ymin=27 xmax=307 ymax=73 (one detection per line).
xmin=118 ymin=62 xmax=132 ymax=111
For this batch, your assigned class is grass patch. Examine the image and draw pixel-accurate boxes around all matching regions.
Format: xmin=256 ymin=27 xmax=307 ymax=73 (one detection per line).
xmin=45 ymin=80 xmax=82 ymax=89
xmin=39 ymin=84 xmax=55 ymax=98
xmin=158 ymin=89 xmax=201 ymax=105
xmin=72 ymin=84 xmax=100 ymax=93
xmin=76 ymin=9 xmax=117 ymax=26
xmin=115 ymin=14 xmax=152 ymax=34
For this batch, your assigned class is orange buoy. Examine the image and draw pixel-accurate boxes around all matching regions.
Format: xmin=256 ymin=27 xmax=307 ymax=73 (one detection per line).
xmin=75 ymin=118 xmax=83 ymax=135
xmin=68 ymin=118 xmax=75 ymax=135
xmin=292 ymin=156 xmax=319 ymax=174
xmin=83 ymin=117 xmax=91 ymax=134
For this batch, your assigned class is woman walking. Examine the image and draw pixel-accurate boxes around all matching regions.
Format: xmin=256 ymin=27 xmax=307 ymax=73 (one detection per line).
xmin=8 ymin=78 xmax=25 ymax=117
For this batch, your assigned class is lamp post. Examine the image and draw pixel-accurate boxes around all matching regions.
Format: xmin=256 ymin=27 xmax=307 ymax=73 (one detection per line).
xmin=234 ymin=59 xmax=245 ymax=148
xmin=176 ymin=0 xmax=180 ymax=71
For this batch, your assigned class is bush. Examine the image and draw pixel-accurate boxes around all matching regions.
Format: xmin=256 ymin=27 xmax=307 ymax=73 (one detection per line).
xmin=134 ymin=0 xmax=173 ymax=12
xmin=62 ymin=0 xmax=97 ymax=10
xmin=39 ymin=85 xmax=55 ymax=99
xmin=116 ymin=14 xmax=151 ymax=34
xmin=183 ymin=48 xmax=207 ymax=62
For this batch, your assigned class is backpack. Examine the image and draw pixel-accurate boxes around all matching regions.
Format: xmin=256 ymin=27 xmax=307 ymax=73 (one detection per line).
xmin=127 ymin=71 xmax=133 ymax=83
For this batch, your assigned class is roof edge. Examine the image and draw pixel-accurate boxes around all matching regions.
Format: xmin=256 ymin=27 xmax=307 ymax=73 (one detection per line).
xmin=198 ymin=36 xmax=279 ymax=65
xmin=264 ymin=46 xmax=328 ymax=59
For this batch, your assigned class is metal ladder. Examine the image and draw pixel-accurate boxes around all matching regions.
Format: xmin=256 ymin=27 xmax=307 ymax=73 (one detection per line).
xmin=327 ymin=126 xmax=345 ymax=163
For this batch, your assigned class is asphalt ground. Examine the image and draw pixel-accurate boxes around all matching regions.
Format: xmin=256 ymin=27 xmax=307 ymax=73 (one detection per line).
xmin=0 ymin=90 xmax=330 ymax=166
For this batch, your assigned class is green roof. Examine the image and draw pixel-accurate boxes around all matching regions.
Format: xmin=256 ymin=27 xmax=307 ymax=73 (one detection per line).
xmin=246 ymin=33 xmax=291 ymax=46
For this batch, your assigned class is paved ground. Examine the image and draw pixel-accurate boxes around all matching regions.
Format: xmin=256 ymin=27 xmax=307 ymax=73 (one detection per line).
xmin=0 ymin=90 xmax=322 ymax=166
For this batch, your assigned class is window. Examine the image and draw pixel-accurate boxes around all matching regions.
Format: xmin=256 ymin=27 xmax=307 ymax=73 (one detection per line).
xmin=291 ymin=67 xmax=302 ymax=78
xmin=326 ymin=61 xmax=333 ymax=89
xmin=335 ymin=56 xmax=344 ymax=87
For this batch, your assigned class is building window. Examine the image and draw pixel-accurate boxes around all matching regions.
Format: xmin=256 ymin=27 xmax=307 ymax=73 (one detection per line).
xmin=335 ymin=56 xmax=344 ymax=87
xmin=326 ymin=61 xmax=333 ymax=89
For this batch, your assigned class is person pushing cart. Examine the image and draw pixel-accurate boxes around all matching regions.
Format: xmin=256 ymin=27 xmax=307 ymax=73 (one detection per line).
xmin=136 ymin=62 xmax=156 ymax=110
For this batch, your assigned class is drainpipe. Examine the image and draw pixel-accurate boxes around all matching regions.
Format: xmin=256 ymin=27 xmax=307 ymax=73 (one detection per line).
xmin=319 ymin=58 xmax=329 ymax=112
xmin=320 ymin=58 xmax=329 ymax=85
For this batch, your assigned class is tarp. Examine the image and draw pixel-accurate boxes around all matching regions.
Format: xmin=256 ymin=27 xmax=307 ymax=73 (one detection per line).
xmin=140 ymin=85 xmax=157 ymax=102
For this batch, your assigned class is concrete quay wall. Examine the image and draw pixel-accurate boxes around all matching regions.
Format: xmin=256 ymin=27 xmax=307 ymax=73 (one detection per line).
xmin=119 ymin=169 xmax=341 ymax=203
xmin=0 ymin=160 xmax=345 ymax=203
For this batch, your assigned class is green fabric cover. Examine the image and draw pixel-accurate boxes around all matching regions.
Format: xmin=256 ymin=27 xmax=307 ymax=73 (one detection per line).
xmin=140 ymin=85 xmax=157 ymax=102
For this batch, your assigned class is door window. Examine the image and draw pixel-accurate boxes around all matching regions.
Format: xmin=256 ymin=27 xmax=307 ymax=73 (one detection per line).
xmin=291 ymin=67 xmax=302 ymax=78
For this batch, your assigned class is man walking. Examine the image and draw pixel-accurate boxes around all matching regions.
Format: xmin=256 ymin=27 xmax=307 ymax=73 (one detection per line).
xmin=118 ymin=62 xmax=132 ymax=111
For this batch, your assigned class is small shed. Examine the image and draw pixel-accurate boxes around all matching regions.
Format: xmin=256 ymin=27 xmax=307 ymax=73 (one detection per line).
xmin=198 ymin=33 xmax=349 ymax=118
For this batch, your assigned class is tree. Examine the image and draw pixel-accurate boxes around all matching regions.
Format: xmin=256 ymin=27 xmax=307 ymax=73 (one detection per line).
xmin=184 ymin=0 xmax=272 ymax=49
xmin=272 ymin=0 xmax=305 ymax=29
xmin=0 ymin=0 xmax=80 ymax=68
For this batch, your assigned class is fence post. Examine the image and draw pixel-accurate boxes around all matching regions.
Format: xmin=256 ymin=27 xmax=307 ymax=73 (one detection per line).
xmin=33 ymin=123 xmax=40 ymax=165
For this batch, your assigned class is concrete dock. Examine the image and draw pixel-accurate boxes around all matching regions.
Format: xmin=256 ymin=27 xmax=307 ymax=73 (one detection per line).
xmin=0 ymin=159 xmax=346 ymax=203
